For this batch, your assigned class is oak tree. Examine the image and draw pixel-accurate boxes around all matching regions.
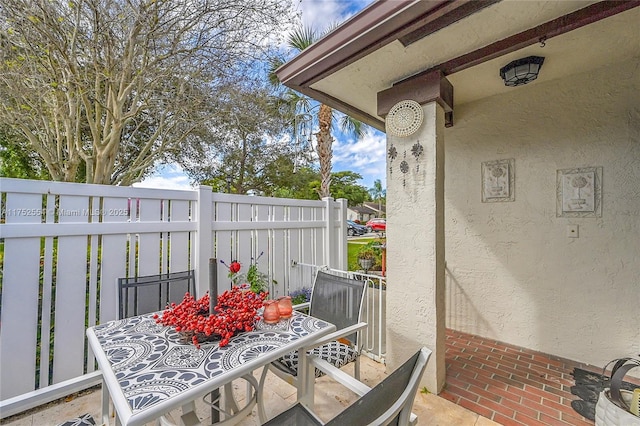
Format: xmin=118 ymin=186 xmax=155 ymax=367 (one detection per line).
xmin=0 ymin=0 xmax=293 ymax=184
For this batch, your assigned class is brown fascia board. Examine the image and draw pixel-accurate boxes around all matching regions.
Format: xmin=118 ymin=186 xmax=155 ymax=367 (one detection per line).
xmin=276 ymin=0 xmax=451 ymax=88
xmin=276 ymin=0 xmax=502 ymax=89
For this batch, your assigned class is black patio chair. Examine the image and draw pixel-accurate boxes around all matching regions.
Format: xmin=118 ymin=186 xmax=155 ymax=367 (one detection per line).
xmin=263 ymin=347 xmax=432 ymax=426
xmin=118 ymin=269 xmax=195 ymax=319
xmin=257 ymin=269 xmax=368 ymax=422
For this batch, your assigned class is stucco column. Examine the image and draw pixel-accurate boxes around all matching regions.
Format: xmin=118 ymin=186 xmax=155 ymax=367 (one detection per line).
xmin=385 ymin=101 xmax=446 ymax=393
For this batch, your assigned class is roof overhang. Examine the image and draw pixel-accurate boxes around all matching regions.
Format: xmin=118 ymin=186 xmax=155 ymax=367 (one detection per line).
xmin=276 ymin=0 xmax=640 ymax=131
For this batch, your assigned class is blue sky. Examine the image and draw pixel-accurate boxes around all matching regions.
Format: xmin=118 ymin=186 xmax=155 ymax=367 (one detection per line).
xmin=135 ymin=0 xmax=385 ymax=192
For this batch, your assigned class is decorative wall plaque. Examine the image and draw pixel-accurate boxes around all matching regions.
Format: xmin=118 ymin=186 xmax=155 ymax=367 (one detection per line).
xmin=481 ymin=159 xmax=515 ymax=202
xmin=385 ymin=100 xmax=423 ymax=137
xmin=556 ymin=167 xmax=602 ymax=217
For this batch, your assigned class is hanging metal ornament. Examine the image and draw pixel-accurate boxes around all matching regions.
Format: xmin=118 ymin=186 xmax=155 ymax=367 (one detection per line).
xmin=400 ymin=150 xmax=409 ymax=187
xmin=400 ymin=160 xmax=409 ymax=187
xmin=411 ymin=141 xmax=424 ymax=172
xmin=388 ymin=144 xmax=397 ymax=176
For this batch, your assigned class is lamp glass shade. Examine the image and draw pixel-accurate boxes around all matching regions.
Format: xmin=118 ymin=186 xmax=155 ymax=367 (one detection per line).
xmin=499 ymin=56 xmax=545 ymax=87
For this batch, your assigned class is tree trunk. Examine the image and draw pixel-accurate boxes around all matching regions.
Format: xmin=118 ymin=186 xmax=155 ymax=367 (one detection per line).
xmin=316 ymin=104 xmax=333 ymax=198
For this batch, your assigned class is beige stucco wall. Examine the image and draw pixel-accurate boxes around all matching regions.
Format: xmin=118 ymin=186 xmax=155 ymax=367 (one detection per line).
xmin=386 ymin=102 xmax=447 ymax=393
xmin=444 ymin=57 xmax=640 ymax=368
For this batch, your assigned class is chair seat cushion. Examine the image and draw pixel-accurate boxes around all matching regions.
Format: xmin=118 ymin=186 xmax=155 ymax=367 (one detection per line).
xmin=56 ymin=413 xmax=96 ymax=426
xmin=274 ymin=341 xmax=359 ymax=378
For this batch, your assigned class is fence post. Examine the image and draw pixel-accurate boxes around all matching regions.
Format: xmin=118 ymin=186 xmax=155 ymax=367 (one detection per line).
xmin=336 ymin=198 xmax=348 ymax=271
xmin=322 ymin=197 xmax=335 ymax=269
xmin=196 ymin=186 xmax=213 ymax=296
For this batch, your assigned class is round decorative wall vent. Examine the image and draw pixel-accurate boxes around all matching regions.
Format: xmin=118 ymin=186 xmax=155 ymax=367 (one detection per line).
xmin=385 ymin=100 xmax=423 ymax=137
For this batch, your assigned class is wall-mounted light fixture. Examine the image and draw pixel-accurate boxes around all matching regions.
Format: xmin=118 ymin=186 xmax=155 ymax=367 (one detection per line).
xmin=499 ymin=56 xmax=545 ymax=87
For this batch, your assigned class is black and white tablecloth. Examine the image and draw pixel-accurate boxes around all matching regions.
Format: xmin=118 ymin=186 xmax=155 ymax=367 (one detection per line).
xmin=90 ymin=312 xmax=332 ymax=415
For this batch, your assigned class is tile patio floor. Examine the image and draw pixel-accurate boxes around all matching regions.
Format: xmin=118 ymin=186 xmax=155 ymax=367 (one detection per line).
xmin=442 ymin=329 xmax=595 ymax=425
xmin=4 ymin=330 xmax=607 ymax=426
xmin=3 ymin=355 xmax=497 ymax=426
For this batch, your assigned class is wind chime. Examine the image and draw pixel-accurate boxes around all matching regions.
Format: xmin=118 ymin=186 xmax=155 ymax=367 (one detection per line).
xmin=293 ymin=113 xmax=313 ymax=172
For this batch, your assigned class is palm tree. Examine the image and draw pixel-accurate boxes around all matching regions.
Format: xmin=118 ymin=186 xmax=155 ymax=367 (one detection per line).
xmin=369 ymin=179 xmax=386 ymax=213
xmin=269 ymin=26 xmax=365 ymax=198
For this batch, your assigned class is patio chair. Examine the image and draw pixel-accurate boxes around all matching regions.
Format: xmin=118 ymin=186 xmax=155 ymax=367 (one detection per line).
xmin=112 ymin=270 xmax=195 ymax=424
xmin=257 ymin=269 xmax=368 ymax=421
xmin=263 ymin=347 xmax=432 ymax=426
xmin=118 ymin=269 xmax=195 ymax=319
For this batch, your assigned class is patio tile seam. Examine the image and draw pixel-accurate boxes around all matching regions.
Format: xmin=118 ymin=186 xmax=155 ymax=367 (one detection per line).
xmin=539 ymin=413 xmax=578 ymax=425
xmin=467 ymin=384 xmax=501 ymax=403
xmin=507 ymin=385 xmax=543 ymax=403
xmin=542 ymin=384 xmax=575 ymax=400
xmin=480 ymin=364 xmax=512 ymax=377
xmin=514 ymin=412 xmax=549 ymax=426
xmin=520 ymin=396 xmax=562 ymax=419
xmin=447 ymin=375 xmax=472 ymax=390
xmin=524 ymin=385 xmax=562 ymax=403
xmin=448 ymin=384 xmax=481 ymax=402
xmin=492 ymin=413 xmax=528 ymax=425
xmin=500 ymin=397 xmax=537 ymax=419
xmin=477 ymin=396 xmax=516 ymax=419
xmin=457 ymin=397 xmax=494 ymax=419
xmin=491 ymin=386 xmax=522 ymax=403
xmin=523 ymin=373 xmax=564 ymax=388
xmin=560 ymin=410 xmax=593 ymax=425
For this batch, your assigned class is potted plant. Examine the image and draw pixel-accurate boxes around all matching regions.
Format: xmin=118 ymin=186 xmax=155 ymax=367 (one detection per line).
xmin=357 ymin=247 xmax=376 ymax=271
xmin=221 ymin=252 xmax=275 ymax=294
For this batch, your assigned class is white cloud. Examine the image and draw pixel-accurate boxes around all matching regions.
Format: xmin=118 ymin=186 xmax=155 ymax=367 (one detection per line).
xmin=298 ymin=0 xmax=373 ymax=33
xmin=132 ymin=164 xmax=195 ymax=191
xmin=333 ymin=129 xmax=386 ymax=189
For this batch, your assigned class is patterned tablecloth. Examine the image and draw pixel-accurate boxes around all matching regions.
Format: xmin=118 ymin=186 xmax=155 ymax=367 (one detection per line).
xmin=87 ymin=311 xmax=334 ymax=426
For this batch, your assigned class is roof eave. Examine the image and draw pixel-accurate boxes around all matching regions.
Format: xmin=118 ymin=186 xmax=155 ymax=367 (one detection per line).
xmin=275 ymin=0 xmax=501 ymax=89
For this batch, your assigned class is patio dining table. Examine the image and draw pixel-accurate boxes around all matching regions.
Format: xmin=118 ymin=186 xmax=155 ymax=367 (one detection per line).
xmin=86 ymin=311 xmax=335 ymax=426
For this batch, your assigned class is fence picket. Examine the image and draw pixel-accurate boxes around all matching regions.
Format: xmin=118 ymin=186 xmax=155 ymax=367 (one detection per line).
xmin=1 ymin=237 xmax=41 ymax=398
xmin=0 ymin=178 xmax=346 ymax=417
xmin=52 ymin=195 xmax=90 ymax=383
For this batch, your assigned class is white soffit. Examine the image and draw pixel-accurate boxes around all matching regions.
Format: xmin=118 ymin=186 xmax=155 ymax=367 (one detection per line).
xmin=310 ymin=1 xmax=638 ymax=120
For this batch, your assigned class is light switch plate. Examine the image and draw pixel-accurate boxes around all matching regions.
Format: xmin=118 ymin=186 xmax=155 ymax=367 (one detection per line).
xmin=566 ymin=225 xmax=579 ymax=238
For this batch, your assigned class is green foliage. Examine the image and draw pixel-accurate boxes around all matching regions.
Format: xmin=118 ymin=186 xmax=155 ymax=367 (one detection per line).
xmin=357 ymin=247 xmax=376 ymax=260
xmin=330 ymin=171 xmax=371 ymax=206
xmin=1 ymin=0 xmax=295 ymax=184
xmin=0 ymin=126 xmax=50 ymax=180
xmin=369 ymin=179 xmax=386 ymax=211
xmin=243 ymin=263 xmax=269 ymax=294
xmin=184 ymin=81 xmax=299 ymax=194
xmin=348 ymin=239 xmax=385 ymax=271
xmin=268 ymin=23 xmax=369 ymax=200
xmin=226 ymin=253 xmax=275 ymax=294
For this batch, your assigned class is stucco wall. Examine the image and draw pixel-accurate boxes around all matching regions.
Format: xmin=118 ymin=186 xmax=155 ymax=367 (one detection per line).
xmin=444 ymin=57 xmax=640 ymax=368
xmin=386 ymin=102 xmax=447 ymax=392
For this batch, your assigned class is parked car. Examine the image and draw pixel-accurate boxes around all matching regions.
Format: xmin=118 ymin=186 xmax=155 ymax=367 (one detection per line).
xmin=347 ymin=220 xmax=368 ymax=236
xmin=366 ymin=218 xmax=386 ymax=233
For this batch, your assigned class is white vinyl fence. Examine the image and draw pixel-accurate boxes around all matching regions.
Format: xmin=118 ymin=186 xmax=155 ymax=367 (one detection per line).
xmin=0 ymin=178 xmax=347 ymax=418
